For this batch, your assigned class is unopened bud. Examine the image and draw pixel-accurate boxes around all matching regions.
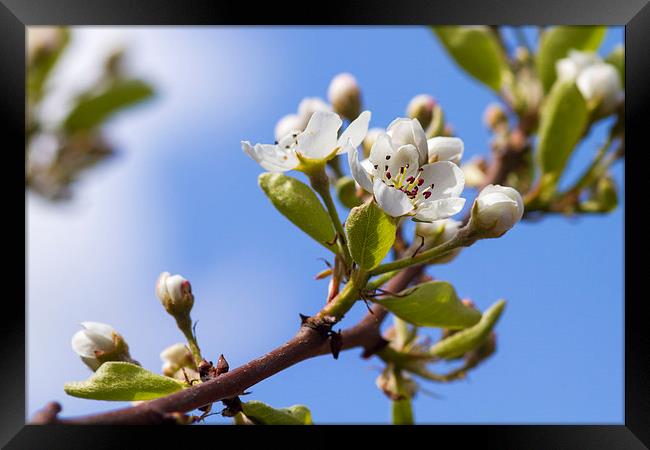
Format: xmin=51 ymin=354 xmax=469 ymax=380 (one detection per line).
xmin=407 ymin=94 xmax=436 ymax=129
xmin=483 ymin=103 xmax=507 ymax=130
xmin=576 ymin=63 xmax=623 ymax=116
xmin=328 ymin=72 xmax=361 ymax=121
xmin=427 ymin=136 xmax=464 ymax=165
xmin=71 ymin=322 xmax=137 ymax=371
xmin=461 ymin=157 xmax=488 ymax=188
xmin=156 ymin=272 xmax=194 ymax=317
xmin=415 ymin=219 xmax=462 ymax=263
xmin=274 ymin=114 xmax=305 ymax=142
xmin=470 ymin=184 xmax=524 ymax=238
xmin=160 ymin=343 xmax=196 ymax=377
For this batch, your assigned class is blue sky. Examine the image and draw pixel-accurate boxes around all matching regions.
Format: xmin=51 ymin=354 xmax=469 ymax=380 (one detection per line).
xmin=27 ymin=26 xmax=624 ymax=424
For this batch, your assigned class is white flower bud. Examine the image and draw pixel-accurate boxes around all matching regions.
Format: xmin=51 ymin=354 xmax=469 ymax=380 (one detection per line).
xmin=427 ymin=136 xmax=464 ymax=165
xmin=482 ymin=103 xmax=507 ymax=130
xmin=461 ymin=157 xmax=487 ymax=188
xmin=327 ymin=72 xmax=361 ymax=120
xmin=156 ymin=272 xmax=194 ymax=316
xmin=274 ymin=114 xmax=305 ymax=142
xmin=471 ymin=184 xmax=524 ymax=237
xmin=576 ymin=63 xmax=623 ymax=115
xmin=406 ymin=94 xmax=436 ymax=128
xmin=160 ymin=343 xmax=196 ymax=377
xmin=416 ymin=219 xmax=462 ymax=263
xmin=297 ymin=97 xmax=330 ymax=118
xmin=71 ymin=322 xmax=134 ymax=371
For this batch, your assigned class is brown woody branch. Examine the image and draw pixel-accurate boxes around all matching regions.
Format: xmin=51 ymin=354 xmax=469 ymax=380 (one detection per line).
xmin=30 ymin=265 xmax=423 ymax=425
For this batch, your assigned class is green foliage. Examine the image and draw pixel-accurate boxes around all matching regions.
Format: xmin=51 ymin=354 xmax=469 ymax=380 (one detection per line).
xmin=259 ymin=173 xmax=337 ymax=252
xmin=433 ymin=26 xmax=509 ymax=92
xmin=378 ymin=281 xmax=481 ymax=329
xmin=241 ymin=401 xmax=313 ymax=425
xmin=536 ymin=80 xmax=589 ymax=178
xmin=392 ymin=398 xmax=414 ymax=425
xmin=335 ymin=176 xmax=362 ymax=209
xmin=605 ymin=45 xmax=625 ymax=86
xmin=27 ymin=28 xmax=71 ymax=103
xmin=345 ymin=200 xmax=397 ymax=270
xmin=63 ymin=362 xmax=185 ymax=401
xmin=63 ymin=79 xmax=154 ymax=132
xmin=429 ymin=299 xmax=506 ymax=359
xmin=536 ymin=26 xmax=606 ymax=92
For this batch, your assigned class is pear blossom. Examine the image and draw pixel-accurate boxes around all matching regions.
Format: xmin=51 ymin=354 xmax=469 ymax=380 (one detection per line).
xmin=555 ymin=50 xmax=623 ymax=114
xmin=427 ymin=136 xmax=464 ymax=165
xmin=328 ymin=73 xmax=361 ymax=120
xmin=71 ymin=322 xmax=134 ymax=371
xmin=471 ymin=184 xmax=524 ymax=237
xmin=348 ymin=118 xmax=465 ymax=222
xmin=160 ymin=343 xmax=197 ymax=379
xmin=242 ymin=110 xmax=371 ymax=173
xmin=156 ymin=272 xmax=194 ymax=314
xmin=274 ymin=97 xmax=330 ymax=142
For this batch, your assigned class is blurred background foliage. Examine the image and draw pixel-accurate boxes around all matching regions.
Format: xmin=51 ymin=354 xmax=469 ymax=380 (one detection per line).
xmin=26 ymin=27 xmax=154 ymax=201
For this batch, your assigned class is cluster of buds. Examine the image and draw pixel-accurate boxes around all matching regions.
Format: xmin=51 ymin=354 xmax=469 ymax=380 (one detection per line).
xmin=71 ymin=322 xmax=138 ymax=371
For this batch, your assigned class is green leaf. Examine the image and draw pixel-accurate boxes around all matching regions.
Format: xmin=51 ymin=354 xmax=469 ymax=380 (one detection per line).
xmin=392 ymin=398 xmax=414 ymax=425
xmin=536 ymin=80 xmax=589 ymax=177
xmin=241 ymin=401 xmax=313 ymax=425
xmin=345 ymin=200 xmax=397 ymax=270
xmin=433 ymin=26 xmax=509 ymax=92
xmin=605 ymin=45 xmax=624 ymax=86
xmin=536 ymin=26 xmax=606 ymax=92
xmin=259 ymin=173 xmax=337 ymax=252
xmin=63 ymin=79 xmax=154 ymax=132
xmin=429 ymin=299 xmax=506 ymax=359
xmin=27 ymin=28 xmax=71 ymax=103
xmin=64 ymin=362 xmax=185 ymax=401
xmin=378 ymin=281 xmax=481 ymax=329
xmin=335 ymin=176 xmax=362 ymax=209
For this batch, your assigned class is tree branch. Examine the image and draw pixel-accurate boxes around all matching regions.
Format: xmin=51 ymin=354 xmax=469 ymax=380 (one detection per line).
xmin=31 ymin=265 xmax=423 ymax=425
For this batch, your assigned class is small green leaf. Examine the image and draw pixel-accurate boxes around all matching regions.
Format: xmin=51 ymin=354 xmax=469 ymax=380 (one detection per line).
xmin=429 ymin=299 xmax=506 ymax=359
xmin=392 ymin=398 xmax=414 ymax=425
xmin=345 ymin=200 xmax=397 ymax=270
xmin=605 ymin=45 xmax=624 ymax=86
xmin=378 ymin=281 xmax=481 ymax=329
xmin=433 ymin=26 xmax=509 ymax=92
xmin=64 ymin=362 xmax=185 ymax=401
xmin=259 ymin=173 xmax=337 ymax=252
xmin=536 ymin=80 xmax=589 ymax=177
xmin=536 ymin=26 xmax=606 ymax=92
xmin=241 ymin=401 xmax=313 ymax=425
xmin=335 ymin=176 xmax=362 ymax=209
xmin=63 ymin=79 xmax=154 ymax=132
xmin=27 ymin=28 xmax=71 ymax=103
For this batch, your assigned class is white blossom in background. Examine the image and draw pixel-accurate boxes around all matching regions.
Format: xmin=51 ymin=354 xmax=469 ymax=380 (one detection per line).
xmin=427 ymin=136 xmax=464 ymax=165
xmin=555 ymin=50 xmax=623 ymax=114
xmin=274 ymin=97 xmax=330 ymax=142
xmin=406 ymin=94 xmax=436 ymax=127
xmin=71 ymin=322 xmax=134 ymax=371
xmin=160 ymin=343 xmax=197 ymax=380
xmin=242 ymin=110 xmax=371 ymax=173
xmin=156 ymin=272 xmax=194 ymax=314
xmin=328 ymin=73 xmax=361 ymax=120
xmin=362 ymin=127 xmax=384 ymax=157
xmin=416 ymin=218 xmax=462 ymax=263
xmin=471 ymin=184 xmax=524 ymax=237
xmin=349 ymin=117 xmax=465 ymax=222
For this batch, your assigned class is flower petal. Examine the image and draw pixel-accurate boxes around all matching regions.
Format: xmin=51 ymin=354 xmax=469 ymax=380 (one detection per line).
xmin=418 ymin=161 xmax=465 ymax=201
xmin=373 ymin=178 xmax=414 ymax=217
xmin=414 ymin=198 xmax=466 ymax=222
xmin=295 ymin=111 xmax=341 ymax=159
xmin=368 ymin=133 xmax=395 ymax=171
xmin=427 ymin=137 xmax=464 ymax=165
xmin=242 ymin=141 xmax=298 ymax=172
xmin=386 ymin=117 xmax=428 ymax=166
xmin=71 ymin=329 xmax=100 ymax=358
xmin=337 ymin=110 xmax=371 ymax=153
xmin=387 ymin=144 xmax=419 ymax=180
xmin=348 ymin=147 xmax=373 ymax=193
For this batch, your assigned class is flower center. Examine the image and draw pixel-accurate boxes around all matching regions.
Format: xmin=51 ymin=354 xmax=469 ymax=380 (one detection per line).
xmin=372 ymin=163 xmax=435 ymax=204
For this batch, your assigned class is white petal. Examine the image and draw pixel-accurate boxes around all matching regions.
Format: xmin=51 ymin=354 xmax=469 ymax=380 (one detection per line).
xmin=274 ymin=114 xmax=306 ymax=142
xmin=295 ymin=111 xmax=341 ymax=159
xmin=337 ymin=110 xmax=371 ymax=153
xmin=373 ymin=178 xmax=414 ymax=217
xmin=81 ymin=322 xmax=116 ymax=340
xmin=368 ymin=133 xmax=395 ymax=170
xmin=348 ymin=147 xmax=373 ymax=193
xmin=427 ymin=137 xmax=464 ymax=165
xmin=414 ymin=198 xmax=466 ymax=222
xmin=71 ymin=329 xmax=100 ymax=358
xmin=386 ymin=117 xmax=428 ymax=166
xmin=387 ymin=144 xmax=419 ymax=179
xmin=242 ymin=141 xmax=298 ymax=172
xmin=360 ymin=158 xmax=374 ymax=174
xmin=418 ymin=161 xmax=465 ymax=201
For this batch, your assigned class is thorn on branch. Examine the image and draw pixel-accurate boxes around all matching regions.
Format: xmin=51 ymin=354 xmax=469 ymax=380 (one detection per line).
xmin=329 ymin=329 xmax=343 ymax=359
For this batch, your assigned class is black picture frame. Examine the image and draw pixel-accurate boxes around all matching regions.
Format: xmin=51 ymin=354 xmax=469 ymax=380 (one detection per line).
xmin=3 ymin=0 xmax=648 ymax=447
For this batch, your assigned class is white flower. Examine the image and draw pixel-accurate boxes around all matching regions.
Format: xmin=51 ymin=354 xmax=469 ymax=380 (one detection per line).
xmin=71 ymin=322 xmax=129 ymax=371
xmin=160 ymin=343 xmax=192 ymax=367
xmin=273 ymin=97 xmax=330 ymax=142
xmin=427 ymin=137 xmax=464 ymax=165
xmin=348 ymin=118 xmax=465 ymax=222
xmin=156 ymin=272 xmax=194 ymax=314
xmin=416 ymin=218 xmax=462 ymax=263
xmin=328 ymin=73 xmax=361 ymax=119
xmin=555 ymin=50 xmax=623 ymax=114
xmin=242 ymin=110 xmax=371 ymax=173
xmin=472 ymin=184 xmax=524 ymax=237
